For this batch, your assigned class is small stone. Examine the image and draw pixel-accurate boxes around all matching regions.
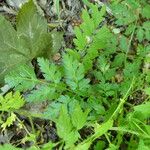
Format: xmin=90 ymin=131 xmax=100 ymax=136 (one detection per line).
xmin=53 ymin=53 xmax=61 ymax=61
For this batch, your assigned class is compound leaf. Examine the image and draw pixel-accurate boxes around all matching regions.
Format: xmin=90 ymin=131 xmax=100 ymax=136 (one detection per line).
xmin=37 ymin=57 xmax=61 ymax=83
xmin=5 ymin=64 xmax=37 ymax=92
xmin=71 ymin=102 xmax=89 ymax=130
xmin=26 ymin=85 xmax=56 ymax=102
xmin=1 ymin=112 xmax=16 ymax=131
xmin=0 ymin=91 xmax=25 ymax=112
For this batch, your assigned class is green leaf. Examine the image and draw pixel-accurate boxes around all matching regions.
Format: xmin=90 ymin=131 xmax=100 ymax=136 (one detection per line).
xmin=76 ymin=120 xmax=113 ymax=150
xmin=142 ymin=21 xmax=150 ymax=41
xmin=142 ymin=5 xmax=150 ymax=19
xmin=123 ymin=61 xmax=140 ymax=79
xmin=41 ymin=141 xmax=54 ymax=150
xmin=26 ymin=85 xmax=56 ymax=102
xmin=63 ymin=53 xmax=90 ymax=91
xmin=71 ymin=102 xmax=89 ymax=130
xmin=5 ymin=58 xmax=64 ymax=103
xmin=44 ymin=95 xmax=71 ymax=121
xmin=0 ymin=0 xmax=52 ymax=84
xmin=119 ymin=35 xmax=128 ymax=52
xmin=94 ymin=141 xmax=105 ymax=150
xmin=21 ymin=133 xmax=36 ymax=144
xmin=56 ymin=106 xmax=79 ymax=146
xmin=97 ymin=55 xmax=109 ymax=73
xmin=107 ymin=144 xmax=118 ymax=150
xmin=37 ymin=57 xmax=61 ymax=83
xmin=1 ymin=112 xmax=16 ymax=131
xmin=93 ymin=120 xmax=113 ymax=140
xmin=143 ymin=21 xmax=150 ymax=29
xmin=137 ymin=140 xmax=150 ymax=150
xmin=134 ymin=102 xmax=150 ymax=119
xmin=82 ymin=26 xmax=112 ymax=71
xmin=27 ymin=146 xmax=40 ymax=150
xmin=91 ymin=5 xmax=106 ymax=28
xmin=111 ymin=3 xmax=136 ymax=26
xmin=93 ymin=26 xmax=111 ymax=49
xmin=73 ymin=27 xmax=87 ymax=51
xmin=145 ymin=30 xmax=150 ymax=41
xmin=0 ymin=91 xmax=25 ymax=111
xmin=125 ymin=24 xmax=135 ymax=35
xmin=145 ymin=87 xmax=150 ymax=96
xmin=0 ymin=15 xmax=28 ymax=84
xmin=56 ymin=106 xmax=73 ymax=138
xmin=81 ymin=9 xmax=95 ymax=36
xmin=5 ymin=64 xmax=37 ymax=92
xmin=126 ymin=0 xmax=140 ymax=9
xmin=112 ymin=53 xmax=125 ymax=68
xmin=0 ymin=144 xmax=22 ymax=150
xmin=16 ymin=0 xmax=52 ymax=58
xmin=75 ymin=141 xmax=91 ymax=150
xmin=87 ymin=97 xmax=105 ymax=117
xmin=73 ymin=5 xmax=106 ymax=51
xmin=136 ymin=27 xmax=144 ymax=42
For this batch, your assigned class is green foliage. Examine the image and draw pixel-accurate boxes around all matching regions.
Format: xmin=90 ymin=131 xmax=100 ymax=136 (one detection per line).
xmin=0 ymin=144 xmax=22 ymax=150
xmin=63 ymin=53 xmax=90 ymax=93
xmin=134 ymin=102 xmax=150 ymax=119
xmin=71 ymin=102 xmax=89 ymax=130
xmin=110 ymin=0 xmax=150 ymax=43
xmin=37 ymin=57 xmax=61 ymax=83
xmin=5 ymin=64 xmax=37 ymax=91
xmin=142 ymin=5 xmax=150 ymax=19
xmin=73 ymin=4 xmax=112 ymax=71
xmin=1 ymin=0 xmax=150 ymax=149
xmin=0 ymin=92 xmax=25 ymax=131
xmin=0 ymin=91 xmax=25 ymax=112
xmin=56 ymin=105 xmax=79 ymax=148
xmin=137 ymin=140 xmax=150 ymax=150
xmin=4 ymin=3 xmax=116 ymax=148
xmin=0 ymin=0 xmax=52 ymax=84
xmin=1 ymin=112 xmax=16 ymax=131
xmin=16 ymin=0 xmax=51 ymax=58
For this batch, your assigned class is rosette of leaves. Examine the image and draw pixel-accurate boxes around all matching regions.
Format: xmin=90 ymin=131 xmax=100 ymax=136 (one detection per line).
xmin=0 ymin=0 xmax=52 ymax=84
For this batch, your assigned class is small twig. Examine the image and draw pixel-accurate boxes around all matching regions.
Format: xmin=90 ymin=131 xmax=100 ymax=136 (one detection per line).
xmin=0 ymin=6 xmax=16 ymax=15
xmin=124 ymin=21 xmax=137 ymax=66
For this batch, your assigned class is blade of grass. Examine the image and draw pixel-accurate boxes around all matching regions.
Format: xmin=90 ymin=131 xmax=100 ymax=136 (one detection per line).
xmin=54 ymin=0 xmax=60 ymax=21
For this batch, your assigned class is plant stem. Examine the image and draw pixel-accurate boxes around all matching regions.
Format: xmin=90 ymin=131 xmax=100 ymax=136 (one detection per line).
xmin=110 ymin=77 xmax=135 ymax=120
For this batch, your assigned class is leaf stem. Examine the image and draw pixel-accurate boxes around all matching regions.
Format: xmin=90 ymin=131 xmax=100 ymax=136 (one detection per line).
xmin=124 ymin=21 xmax=137 ymax=66
xmin=110 ymin=77 xmax=135 ymax=120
